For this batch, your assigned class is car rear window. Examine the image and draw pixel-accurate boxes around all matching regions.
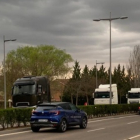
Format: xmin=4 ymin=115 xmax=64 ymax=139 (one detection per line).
xmin=59 ymin=103 xmax=71 ymax=110
xmin=36 ymin=105 xmax=57 ymax=111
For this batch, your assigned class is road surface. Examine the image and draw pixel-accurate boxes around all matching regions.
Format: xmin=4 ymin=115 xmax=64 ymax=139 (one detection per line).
xmin=0 ymin=114 xmax=140 ymax=140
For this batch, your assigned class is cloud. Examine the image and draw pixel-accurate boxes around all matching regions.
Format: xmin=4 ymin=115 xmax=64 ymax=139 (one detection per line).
xmin=0 ymin=0 xmax=140 ymax=72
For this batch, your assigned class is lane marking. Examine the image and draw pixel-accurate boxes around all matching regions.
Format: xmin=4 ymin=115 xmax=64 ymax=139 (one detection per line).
xmin=88 ymin=115 xmax=137 ymax=123
xmin=0 ymin=128 xmax=51 ymax=137
xmin=87 ymin=128 xmax=105 ymax=132
xmin=0 ymin=130 xmax=31 ymax=137
xmin=128 ymin=134 xmax=140 ymax=139
xmin=0 ymin=115 xmax=138 ymax=137
xmin=127 ymin=121 xmax=138 ymax=125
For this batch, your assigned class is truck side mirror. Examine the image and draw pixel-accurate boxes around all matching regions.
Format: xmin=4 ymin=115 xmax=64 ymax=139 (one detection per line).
xmin=37 ymin=85 xmax=42 ymax=94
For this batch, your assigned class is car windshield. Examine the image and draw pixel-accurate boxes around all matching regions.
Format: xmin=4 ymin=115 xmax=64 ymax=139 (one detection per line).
xmin=94 ymin=92 xmax=110 ymax=98
xmin=36 ymin=105 xmax=57 ymax=111
xmin=13 ymin=84 xmax=36 ymax=95
xmin=128 ymin=92 xmax=140 ymax=98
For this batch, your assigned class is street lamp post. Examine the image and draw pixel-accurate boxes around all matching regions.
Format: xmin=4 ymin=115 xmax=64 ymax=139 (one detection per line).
xmin=96 ymin=60 xmax=104 ymax=88
xmin=93 ymin=12 xmax=128 ymax=104
xmin=3 ymin=35 xmax=16 ymax=109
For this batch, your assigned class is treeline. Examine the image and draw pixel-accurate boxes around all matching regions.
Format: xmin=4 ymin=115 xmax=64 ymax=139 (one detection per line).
xmin=0 ymin=44 xmax=140 ymax=105
xmin=62 ymin=61 xmax=134 ymax=105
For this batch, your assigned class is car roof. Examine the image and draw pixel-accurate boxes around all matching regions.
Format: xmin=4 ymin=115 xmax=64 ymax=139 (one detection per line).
xmin=38 ymin=102 xmax=70 ymax=106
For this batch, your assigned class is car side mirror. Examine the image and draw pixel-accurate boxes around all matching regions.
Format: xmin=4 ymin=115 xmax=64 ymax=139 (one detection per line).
xmin=76 ymin=108 xmax=81 ymax=112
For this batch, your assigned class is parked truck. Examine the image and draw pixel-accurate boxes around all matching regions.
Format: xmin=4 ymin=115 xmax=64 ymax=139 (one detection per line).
xmin=11 ymin=76 xmax=51 ymax=107
xmin=127 ymin=88 xmax=140 ymax=104
xmin=93 ymin=84 xmax=118 ymax=105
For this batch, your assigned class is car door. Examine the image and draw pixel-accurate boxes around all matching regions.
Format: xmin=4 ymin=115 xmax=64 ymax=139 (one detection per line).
xmin=69 ymin=103 xmax=82 ymax=124
xmin=59 ymin=103 xmax=75 ymax=124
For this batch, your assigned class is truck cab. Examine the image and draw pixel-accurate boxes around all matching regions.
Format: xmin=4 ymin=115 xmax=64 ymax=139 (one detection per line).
xmin=12 ymin=76 xmax=51 ymax=108
xmin=127 ymin=88 xmax=140 ymax=104
xmin=93 ymin=84 xmax=118 ymax=105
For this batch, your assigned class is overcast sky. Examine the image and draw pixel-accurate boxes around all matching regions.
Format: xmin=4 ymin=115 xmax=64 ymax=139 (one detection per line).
xmin=0 ymin=0 xmax=140 ymax=71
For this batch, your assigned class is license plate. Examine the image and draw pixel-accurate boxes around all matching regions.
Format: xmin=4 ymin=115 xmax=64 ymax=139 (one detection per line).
xmin=38 ymin=119 xmax=48 ymax=122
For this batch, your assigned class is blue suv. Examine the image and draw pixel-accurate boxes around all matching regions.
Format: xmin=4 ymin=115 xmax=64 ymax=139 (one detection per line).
xmin=30 ymin=102 xmax=87 ymax=132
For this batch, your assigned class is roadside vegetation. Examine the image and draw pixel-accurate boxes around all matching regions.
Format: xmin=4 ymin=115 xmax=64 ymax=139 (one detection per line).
xmin=0 ymin=104 xmax=139 ymax=130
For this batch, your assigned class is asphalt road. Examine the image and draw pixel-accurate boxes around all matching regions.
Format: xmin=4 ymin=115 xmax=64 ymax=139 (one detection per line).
xmin=0 ymin=114 xmax=140 ymax=140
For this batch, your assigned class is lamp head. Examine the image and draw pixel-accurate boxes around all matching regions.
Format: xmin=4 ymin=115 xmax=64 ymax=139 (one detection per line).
xmin=93 ymin=19 xmax=100 ymax=21
xmin=11 ymin=39 xmax=16 ymax=41
xmin=120 ymin=16 xmax=128 ymax=19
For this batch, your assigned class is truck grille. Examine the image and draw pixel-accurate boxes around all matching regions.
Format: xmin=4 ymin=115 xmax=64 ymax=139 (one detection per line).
xmin=16 ymin=102 xmax=30 ymax=107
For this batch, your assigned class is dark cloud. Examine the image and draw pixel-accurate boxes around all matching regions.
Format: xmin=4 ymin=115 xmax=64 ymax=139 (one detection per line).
xmin=0 ymin=0 xmax=139 ymax=70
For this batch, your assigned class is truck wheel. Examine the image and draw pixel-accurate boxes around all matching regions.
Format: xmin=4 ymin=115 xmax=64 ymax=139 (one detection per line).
xmin=80 ymin=117 xmax=87 ymax=129
xmin=58 ymin=119 xmax=67 ymax=132
xmin=31 ymin=126 xmax=40 ymax=132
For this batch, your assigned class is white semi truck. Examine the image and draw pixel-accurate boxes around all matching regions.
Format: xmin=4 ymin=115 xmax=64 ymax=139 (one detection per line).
xmin=127 ymin=88 xmax=140 ymax=104
xmin=93 ymin=84 xmax=118 ymax=105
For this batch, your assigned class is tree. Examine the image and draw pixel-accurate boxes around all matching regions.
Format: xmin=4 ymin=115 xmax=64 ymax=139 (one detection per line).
xmin=112 ymin=64 xmax=130 ymax=104
xmin=89 ymin=66 xmax=96 ymax=77
xmin=126 ymin=67 xmax=134 ymax=88
xmin=1 ymin=45 xmax=73 ymax=99
xmin=89 ymin=65 xmax=107 ymax=87
xmin=128 ymin=45 xmax=140 ymax=87
xmin=71 ymin=61 xmax=81 ymax=105
xmin=81 ymin=65 xmax=94 ymax=105
xmin=63 ymin=79 xmax=75 ymax=104
xmin=98 ymin=65 xmax=108 ymax=85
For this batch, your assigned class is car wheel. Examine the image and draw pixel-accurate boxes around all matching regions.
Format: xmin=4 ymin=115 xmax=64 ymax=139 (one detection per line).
xmin=80 ymin=117 xmax=87 ymax=129
xmin=31 ymin=126 xmax=40 ymax=132
xmin=58 ymin=119 xmax=67 ymax=132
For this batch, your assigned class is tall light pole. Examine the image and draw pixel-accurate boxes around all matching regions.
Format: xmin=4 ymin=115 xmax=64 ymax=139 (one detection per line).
xmin=96 ymin=60 xmax=104 ymax=88
xmin=3 ymin=35 xmax=16 ymax=109
xmin=93 ymin=13 xmax=128 ymax=104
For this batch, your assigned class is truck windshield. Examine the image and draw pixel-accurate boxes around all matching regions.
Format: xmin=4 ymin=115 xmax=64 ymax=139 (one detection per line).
xmin=13 ymin=84 xmax=36 ymax=95
xmin=94 ymin=92 xmax=110 ymax=98
xmin=128 ymin=93 xmax=140 ymax=98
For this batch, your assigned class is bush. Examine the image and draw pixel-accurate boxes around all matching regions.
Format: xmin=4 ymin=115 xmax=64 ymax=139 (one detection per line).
xmin=78 ymin=104 xmax=139 ymax=117
xmin=0 ymin=108 xmax=32 ymax=129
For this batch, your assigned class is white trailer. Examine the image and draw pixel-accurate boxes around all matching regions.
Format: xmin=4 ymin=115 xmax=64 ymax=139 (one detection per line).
xmin=93 ymin=84 xmax=118 ymax=105
xmin=127 ymin=88 xmax=140 ymax=104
